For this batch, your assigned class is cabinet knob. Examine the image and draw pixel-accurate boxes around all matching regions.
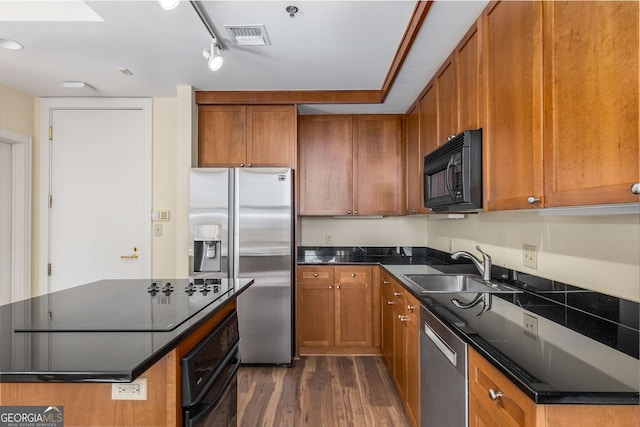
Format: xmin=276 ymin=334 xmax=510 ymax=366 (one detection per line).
xmin=313 ymin=273 xmax=318 ymax=277
xmin=328 ymin=285 xmax=333 ymax=289
xmin=398 ymin=315 xmax=409 ymax=322
xmin=488 ymin=389 xmax=504 ymax=401
xmin=407 ymin=304 xmax=415 ymax=312
xmin=447 ymin=134 xmax=456 ymax=141
xmin=354 ymin=210 xmax=358 ymax=215
xmin=394 ymin=292 xmax=402 ymax=297
xmin=336 ymin=285 xmax=341 ymax=289
xmin=387 ymin=301 xmax=396 ymax=305
xmin=527 ymin=196 xmax=540 ymax=204
xmin=347 ymin=210 xmax=352 ymax=214
xmin=631 ymin=183 xmax=640 ymax=195
xmin=412 ymin=209 xmax=417 ymax=214
xmin=351 ymin=273 xmax=356 ymax=278
xmin=247 ymin=163 xmax=252 ymax=167
xmin=383 ymin=280 xmax=390 ymax=285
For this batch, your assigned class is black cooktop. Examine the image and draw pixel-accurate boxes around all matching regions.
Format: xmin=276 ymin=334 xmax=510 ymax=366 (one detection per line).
xmin=14 ymin=278 xmax=232 ymax=332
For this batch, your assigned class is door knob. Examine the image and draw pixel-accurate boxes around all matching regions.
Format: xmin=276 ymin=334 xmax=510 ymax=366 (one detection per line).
xmin=121 ymin=247 xmax=139 ymax=259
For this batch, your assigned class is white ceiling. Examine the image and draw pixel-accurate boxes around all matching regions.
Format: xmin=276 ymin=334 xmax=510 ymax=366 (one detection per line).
xmin=0 ymin=0 xmax=489 ymax=113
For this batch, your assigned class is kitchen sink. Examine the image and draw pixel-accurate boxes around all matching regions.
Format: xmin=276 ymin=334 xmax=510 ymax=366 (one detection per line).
xmin=404 ymin=274 xmax=519 ymax=293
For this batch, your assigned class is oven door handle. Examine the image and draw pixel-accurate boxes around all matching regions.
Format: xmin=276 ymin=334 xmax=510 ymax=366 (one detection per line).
xmin=186 ymin=356 xmax=241 ymax=427
xmin=185 ymin=341 xmax=240 ymax=407
xmin=444 ymin=155 xmax=456 ymax=200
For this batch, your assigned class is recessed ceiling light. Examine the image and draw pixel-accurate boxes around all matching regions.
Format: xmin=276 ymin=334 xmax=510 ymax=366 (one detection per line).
xmin=62 ymin=81 xmax=95 ymax=90
xmin=0 ymin=38 xmax=23 ymax=50
xmin=158 ymin=0 xmax=180 ymax=11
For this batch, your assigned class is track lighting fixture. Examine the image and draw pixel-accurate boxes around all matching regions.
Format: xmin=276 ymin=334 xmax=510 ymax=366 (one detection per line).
xmin=202 ymin=39 xmax=224 ymax=71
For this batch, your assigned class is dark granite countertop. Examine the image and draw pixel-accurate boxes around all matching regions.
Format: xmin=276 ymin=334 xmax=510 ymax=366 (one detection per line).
xmin=299 ymin=246 xmax=640 ymax=405
xmin=0 ymin=278 xmax=253 ymax=383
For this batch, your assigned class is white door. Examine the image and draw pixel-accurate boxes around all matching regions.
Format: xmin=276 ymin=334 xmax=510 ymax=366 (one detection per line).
xmin=0 ymin=141 xmax=11 ymax=305
xmin=43 ymin=101 xmax=151 ymax=293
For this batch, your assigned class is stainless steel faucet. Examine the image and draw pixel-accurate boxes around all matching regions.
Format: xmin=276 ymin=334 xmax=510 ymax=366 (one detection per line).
xmin=451 ymin=245 xmax=492 ymax=281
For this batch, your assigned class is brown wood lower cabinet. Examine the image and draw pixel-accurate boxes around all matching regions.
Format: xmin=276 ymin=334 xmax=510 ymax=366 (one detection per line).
xmin=469 ymin=347 xmax=640 ymax=427
xmin=381 ymin=270 xmax=420 ymax=427
xmin=297 ymin=265 xmax=379 ymax=355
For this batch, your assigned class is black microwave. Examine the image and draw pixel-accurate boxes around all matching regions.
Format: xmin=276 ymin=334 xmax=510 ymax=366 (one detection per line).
xmin=423 ymin=129 xmax=482 ymax=212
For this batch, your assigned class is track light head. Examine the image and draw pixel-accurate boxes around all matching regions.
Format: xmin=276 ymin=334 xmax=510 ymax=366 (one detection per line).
xmin=203 ymin=40 xmax=224 ymax=71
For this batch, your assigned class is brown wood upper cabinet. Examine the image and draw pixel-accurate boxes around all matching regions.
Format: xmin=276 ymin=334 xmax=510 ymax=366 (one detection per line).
xmin=298 ymin=114 xmax=404 ymax=216
xmin=542 ymin=1 xmax=639 ymax=207
xmin=198 ymin=105 xmax=296 ymax=168
xmin=405 ymin=103 xmax=429 ymax=215
xmin=483 ymin=1 xmax=544 ymax=211
xmin=483 ymin=0 xmax=639 ymax=210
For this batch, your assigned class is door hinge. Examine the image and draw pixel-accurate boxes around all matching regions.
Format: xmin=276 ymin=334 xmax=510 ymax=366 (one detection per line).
xmin=48 ymin=126 xmax=53 ymax=141
xmin=47 ymin=263 xmax=52 ymax=276
xmin=48 ymin=195 xmax=52 ymax=208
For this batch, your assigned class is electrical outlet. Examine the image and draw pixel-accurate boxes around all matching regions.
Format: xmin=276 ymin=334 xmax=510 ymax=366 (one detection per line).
xmin=523 ymin=244 xmax=537 ymax=269
xmin=524 ymin=313 xmax=538 ymax=339
xmin=154 ymin=223 xmax=163 ymax=237
xmin=111 ymin=378 xmax=147 ymax=400
xmin=325 ymin=233 xmax=333 ymax=245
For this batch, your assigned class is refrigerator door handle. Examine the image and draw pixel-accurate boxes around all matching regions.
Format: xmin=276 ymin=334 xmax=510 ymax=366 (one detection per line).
xmin=232 ymin=168 xmax=240 ymax=279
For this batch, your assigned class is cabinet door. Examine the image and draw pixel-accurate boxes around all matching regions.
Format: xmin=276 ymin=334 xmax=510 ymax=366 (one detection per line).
xmin=404 ymin=295 xmax=420 ymax=427
xmin=334 ymin=266 xmax=372 ymax=347
xmin=405 ymin=104 xmax=428 ymax=215
xmin=436 ymin=54 xmax=458 ymax=143
xmin=542 ymin=1 xmax=639 ymax=207
xmin=246 ymin=105 xmax=296 ymax=167
xmin=297 ymin=267 xmax=335 ymax=348
xmin=353 ymin=115 xmax=405 ymax=216
xmin=469 ymin=348 xmax=538 ymax=427
xmin=419 ymin=83 xmax=438 ymax=156
xmin=483 ymin=1 xmax=544 ymax=210
xmin=298 ymin=115 xmax=353 ymax=215
xmin=456 ymin=21 xmax=482 ymax=132
xmin=381 ymin=275 xmax=396 ymax=371
xmin=198 ymin=105 xmax=247 ymax=167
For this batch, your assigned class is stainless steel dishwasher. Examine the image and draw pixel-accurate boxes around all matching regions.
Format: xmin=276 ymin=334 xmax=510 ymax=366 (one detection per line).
xmin=420 ymin=304 xmax=468 ymax=427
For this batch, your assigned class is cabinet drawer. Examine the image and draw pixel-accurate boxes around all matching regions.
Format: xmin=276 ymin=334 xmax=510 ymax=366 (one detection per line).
xmin=298 ymin=267 xmax=334 ymax=285
xmin=336 ymin=266 xmax=371 ymax=285
xmin=469 ymin=348 xmax=538 ymax=427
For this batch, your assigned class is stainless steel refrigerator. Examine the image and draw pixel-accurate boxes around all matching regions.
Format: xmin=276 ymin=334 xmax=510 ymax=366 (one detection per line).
xmin=189 ymin=168 xmax=293 ymax=365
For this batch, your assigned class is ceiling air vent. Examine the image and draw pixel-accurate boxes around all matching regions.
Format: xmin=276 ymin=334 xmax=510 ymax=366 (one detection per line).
xmin=225 ymin=25 xmax=271 ymax=46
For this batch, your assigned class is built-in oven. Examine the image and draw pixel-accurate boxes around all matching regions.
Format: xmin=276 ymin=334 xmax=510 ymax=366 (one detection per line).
xmin=182 ymin=310 xmax=240 ymax=427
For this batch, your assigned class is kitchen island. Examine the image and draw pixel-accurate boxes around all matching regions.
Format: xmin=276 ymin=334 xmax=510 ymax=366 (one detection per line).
xmin=0 ymin=277 xmax=253 ymax=426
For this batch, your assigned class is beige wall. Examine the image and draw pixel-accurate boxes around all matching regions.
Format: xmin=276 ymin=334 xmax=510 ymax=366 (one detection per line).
xmin=0 ymin=84 xmax=34 ymax=135
xmin=299 ymin=212 xmax=640 ymax=302
xmin=300 ymin=216 xmax=428 ymax=247
xmin=151 ymin=97 xmax=178 ymax=277
xmin=0 ymin=84 xmax=39 ymax=296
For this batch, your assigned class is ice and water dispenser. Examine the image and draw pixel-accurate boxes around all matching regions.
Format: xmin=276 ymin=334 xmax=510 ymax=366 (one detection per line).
xmin=193 ymin=224 xmax=222 ymax=272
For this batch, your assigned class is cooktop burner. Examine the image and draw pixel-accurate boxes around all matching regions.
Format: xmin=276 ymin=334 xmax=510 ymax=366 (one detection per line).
xmin=14 ymin=278 xmax=233 ymax=333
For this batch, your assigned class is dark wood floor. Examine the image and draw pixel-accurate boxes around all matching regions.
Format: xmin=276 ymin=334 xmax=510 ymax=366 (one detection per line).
xmin=237 ymin=356 xmax=412 ymax=427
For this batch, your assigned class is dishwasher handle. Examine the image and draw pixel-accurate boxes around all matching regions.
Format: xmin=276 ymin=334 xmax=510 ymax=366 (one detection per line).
xmin=424 ymin=323 xmax=457 ymax=367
